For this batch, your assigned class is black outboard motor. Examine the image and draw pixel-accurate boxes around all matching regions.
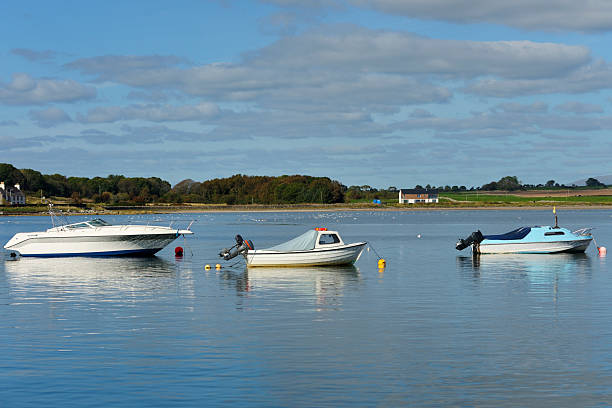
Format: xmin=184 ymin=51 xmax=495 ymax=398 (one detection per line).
xmin=456 ymin=230 xmax=484 ymax=251
xmin=219 ymin=234 xmax=255 ymax=261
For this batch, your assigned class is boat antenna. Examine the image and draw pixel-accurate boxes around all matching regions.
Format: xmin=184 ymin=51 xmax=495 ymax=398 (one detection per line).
xmin=49 ymin=203 xmax=56 ymax=228
xmin=553 ymin=206 xmax=558 ymax=228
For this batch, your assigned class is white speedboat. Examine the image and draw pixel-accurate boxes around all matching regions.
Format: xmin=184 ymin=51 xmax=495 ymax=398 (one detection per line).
xmin=219 ymin=228 xmax=366 ymax=267
xmin=456 ymin=225 xmax=592 ymax=254
xmin=4 ymin=216 xmax=193 ymax=257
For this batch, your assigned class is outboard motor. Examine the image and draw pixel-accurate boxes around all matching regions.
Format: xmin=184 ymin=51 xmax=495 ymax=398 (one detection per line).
xmin=219 ymin=234 xmax=254 ymax=261
xmin=456 ymin=230 xmax=484 ymax=251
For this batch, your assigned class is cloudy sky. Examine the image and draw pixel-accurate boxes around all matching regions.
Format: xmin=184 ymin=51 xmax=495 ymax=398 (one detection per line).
xmin=2 ymin=0 xmax=612 ymax=188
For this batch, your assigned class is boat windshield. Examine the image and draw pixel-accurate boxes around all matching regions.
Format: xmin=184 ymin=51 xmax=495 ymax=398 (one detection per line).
xmin=88 ymin=218 xmax=111 ymax=227
xmin=65 ymin=222 xmax=93 ymax=230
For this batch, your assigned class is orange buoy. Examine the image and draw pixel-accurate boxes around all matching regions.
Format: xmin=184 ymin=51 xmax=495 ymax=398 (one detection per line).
xmin=378 ymin=258 xmax=386 ymax=268
xmin=599 ymin=247 xmax=607 ymax=257
xmin=175 ymin=246 xmax=184 ymax=256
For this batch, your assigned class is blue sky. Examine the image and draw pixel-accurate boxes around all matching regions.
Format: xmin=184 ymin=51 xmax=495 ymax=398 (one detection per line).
xmin=2 ymin=0 xmax=612 ymax=188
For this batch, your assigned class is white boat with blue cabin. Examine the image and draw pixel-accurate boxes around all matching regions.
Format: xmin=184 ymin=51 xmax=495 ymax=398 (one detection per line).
xmin=456 ymin=225 xmax=592 ymax=254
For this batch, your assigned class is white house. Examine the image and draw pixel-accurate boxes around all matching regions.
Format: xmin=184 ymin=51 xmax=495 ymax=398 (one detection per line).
xmin=0 ymin=182 xmax=26 ymax=205
xmin=398 ymin=188 xmax=439 ymax=204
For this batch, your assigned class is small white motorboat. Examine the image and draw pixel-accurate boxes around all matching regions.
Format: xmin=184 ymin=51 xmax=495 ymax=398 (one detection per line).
xmin=4 ymin=207 xmax=193 ymax=257
xmin=219 ymin=228 xmax=366 ymax=267
xmin=456 ymin=225 xmax=592 ymax=254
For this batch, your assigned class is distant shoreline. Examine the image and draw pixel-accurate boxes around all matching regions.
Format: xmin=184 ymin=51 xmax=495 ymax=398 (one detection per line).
xmin=2 ymin=203 xmax=612 ymax=216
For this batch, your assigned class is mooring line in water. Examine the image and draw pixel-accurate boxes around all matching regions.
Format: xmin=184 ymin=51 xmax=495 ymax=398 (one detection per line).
xmin=368 ymin=243 xmax=383 ymax=260
xmin=201 ymin=259 xmax=245 ymax=270
xmin=591 ymin=232 xmax=607 ymax=256
xmin=227 ymin=259 xmax=244 ymax=268
xmin=367 ymin=243 xmax=387 ymax=268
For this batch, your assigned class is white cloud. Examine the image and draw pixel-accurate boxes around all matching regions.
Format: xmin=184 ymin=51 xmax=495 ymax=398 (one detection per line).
xmin=393 ymin=109 xmax=612 ymax=138
xmin=464 ymin=60 xmax=612 ymax=97
xmin=554 ymin=101 xmax=604 ymax=114
xmin=491 ymin=102 xmax=549 ymax=114
xmin=262 ymin=0 xmax=336 ymax=6
xmin=11 ymin=48 xmax=62 ymax=62
xmin=248 ymin=27 xmax=589 ymax=79
xmin=77 ymin=102 xmax=220 ymax=123
xmin=0 ymin=73 xmax=96 ymax=105
xmin=29 ymin=107 xmax=72 ymax=128
xmin=65 ymin=55 xmax=188 ymax=82
xmin=76 ymin=125 xmax=215 ymax=145
xmin=348 ymin=0 xmax=612 ymax=31
xmin=63 ymin=27 xmax=594 ymax=117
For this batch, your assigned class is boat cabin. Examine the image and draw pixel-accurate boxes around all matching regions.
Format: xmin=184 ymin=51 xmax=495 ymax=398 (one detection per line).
xmin=314 ymin=229 xmax=345 ymax=249
xmin=262 ymin=228 xmax=347 ymax=252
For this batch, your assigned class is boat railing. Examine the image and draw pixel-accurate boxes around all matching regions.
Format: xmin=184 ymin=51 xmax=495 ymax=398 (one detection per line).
xmin=168 ymin=219 xmax=196 ymax=231
xmin=573 ymin=227 xmax=593 ymax=236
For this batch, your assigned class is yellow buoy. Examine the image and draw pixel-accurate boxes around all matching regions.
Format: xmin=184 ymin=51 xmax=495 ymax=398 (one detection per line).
xmin=205 ymin=264 xmax=211 ymax=270
xmin=377 ymin=258 xmax=386 ymax=268
xmin=215 ymin=263 xmax=222 ymax=269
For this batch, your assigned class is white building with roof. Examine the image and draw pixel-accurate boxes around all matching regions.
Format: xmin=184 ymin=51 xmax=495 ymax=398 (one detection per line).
xmin=0 ymin=182 xmax=26 ymax=205
xmin=398 ymin=188 xmax=439 ymax=204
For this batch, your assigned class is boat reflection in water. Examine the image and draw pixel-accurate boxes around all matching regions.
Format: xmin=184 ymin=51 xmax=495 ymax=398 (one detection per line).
xmin=218 ymin=264 xmax=361 ymax=307
xmin=3 ymin=256 xmax=182 ymax=300
xmin=457 ymin=253 xmax=592 ymax=285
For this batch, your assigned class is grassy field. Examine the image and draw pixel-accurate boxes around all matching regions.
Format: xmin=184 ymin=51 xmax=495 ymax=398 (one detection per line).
xmin=441 ymin=192 xmax=612 ymax=205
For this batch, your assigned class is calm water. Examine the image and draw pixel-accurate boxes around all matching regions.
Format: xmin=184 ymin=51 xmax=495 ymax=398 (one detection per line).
xmin=1 ymin=209 xmax=611 ymax=407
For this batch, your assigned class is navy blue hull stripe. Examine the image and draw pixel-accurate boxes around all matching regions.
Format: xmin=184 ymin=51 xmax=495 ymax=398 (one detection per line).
xmin=19 ymin=248 xmax=162 ymax=257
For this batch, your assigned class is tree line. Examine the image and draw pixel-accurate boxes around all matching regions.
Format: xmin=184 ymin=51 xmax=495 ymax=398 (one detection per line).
xmin=170 ymin=174 xmax=345 ymax=204
xmin=0 ymin=163 xmax=171 ymax=205
xmin=0 ymin=163 xmax=348 ymax=205
xmin=478 ymin=176 xmax=608 ymax=191
xmin=1 ymin=163 xmax=608 ymax=206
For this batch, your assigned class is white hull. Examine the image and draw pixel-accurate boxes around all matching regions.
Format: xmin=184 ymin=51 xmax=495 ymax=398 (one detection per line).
xmin=244 ymin=242 xmax=366 ymax=267
xmin=4 ymin=225 xmax=189 ymax=257
xmin=478 ymin=238 xmax=592 ymax=254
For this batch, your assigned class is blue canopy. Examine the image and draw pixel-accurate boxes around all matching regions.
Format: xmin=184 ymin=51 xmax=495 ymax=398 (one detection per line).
xmin=484 ymin=227 xmax=531 ymax=241
xmin=265 ymin=230 xmax=318 ymax=251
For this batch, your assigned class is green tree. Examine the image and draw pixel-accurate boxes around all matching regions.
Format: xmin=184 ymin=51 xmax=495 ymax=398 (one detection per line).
xmin=20 ymin=168 xmax=46 ymax=191
xmin=482 ymin=176 xmax=522 ymax=191
xmin=0 ymin=163 xmax=25 ymax=187
xmin=497 ymin=176 xmax=522 ymax=191
xmin=586 ymin=177 xmax=605 ymax=187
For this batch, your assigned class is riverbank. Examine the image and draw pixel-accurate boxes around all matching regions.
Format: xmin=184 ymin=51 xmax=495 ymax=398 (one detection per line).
xmin=2 ymin=201 xmax=612 ymax=216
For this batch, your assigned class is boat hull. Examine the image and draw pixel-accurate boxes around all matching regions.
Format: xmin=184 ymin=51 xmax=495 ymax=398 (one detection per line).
xmin=245 ymin=242 xmax=366 ymax=267
xmin=477 ymin=238 xmax=592 ymax=254
xmin=4 ymin=230 xmax=183 ymax=257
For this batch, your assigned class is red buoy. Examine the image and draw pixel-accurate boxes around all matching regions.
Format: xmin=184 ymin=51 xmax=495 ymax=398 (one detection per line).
xmin=175 ymin=246 xmax=184 ymax=257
